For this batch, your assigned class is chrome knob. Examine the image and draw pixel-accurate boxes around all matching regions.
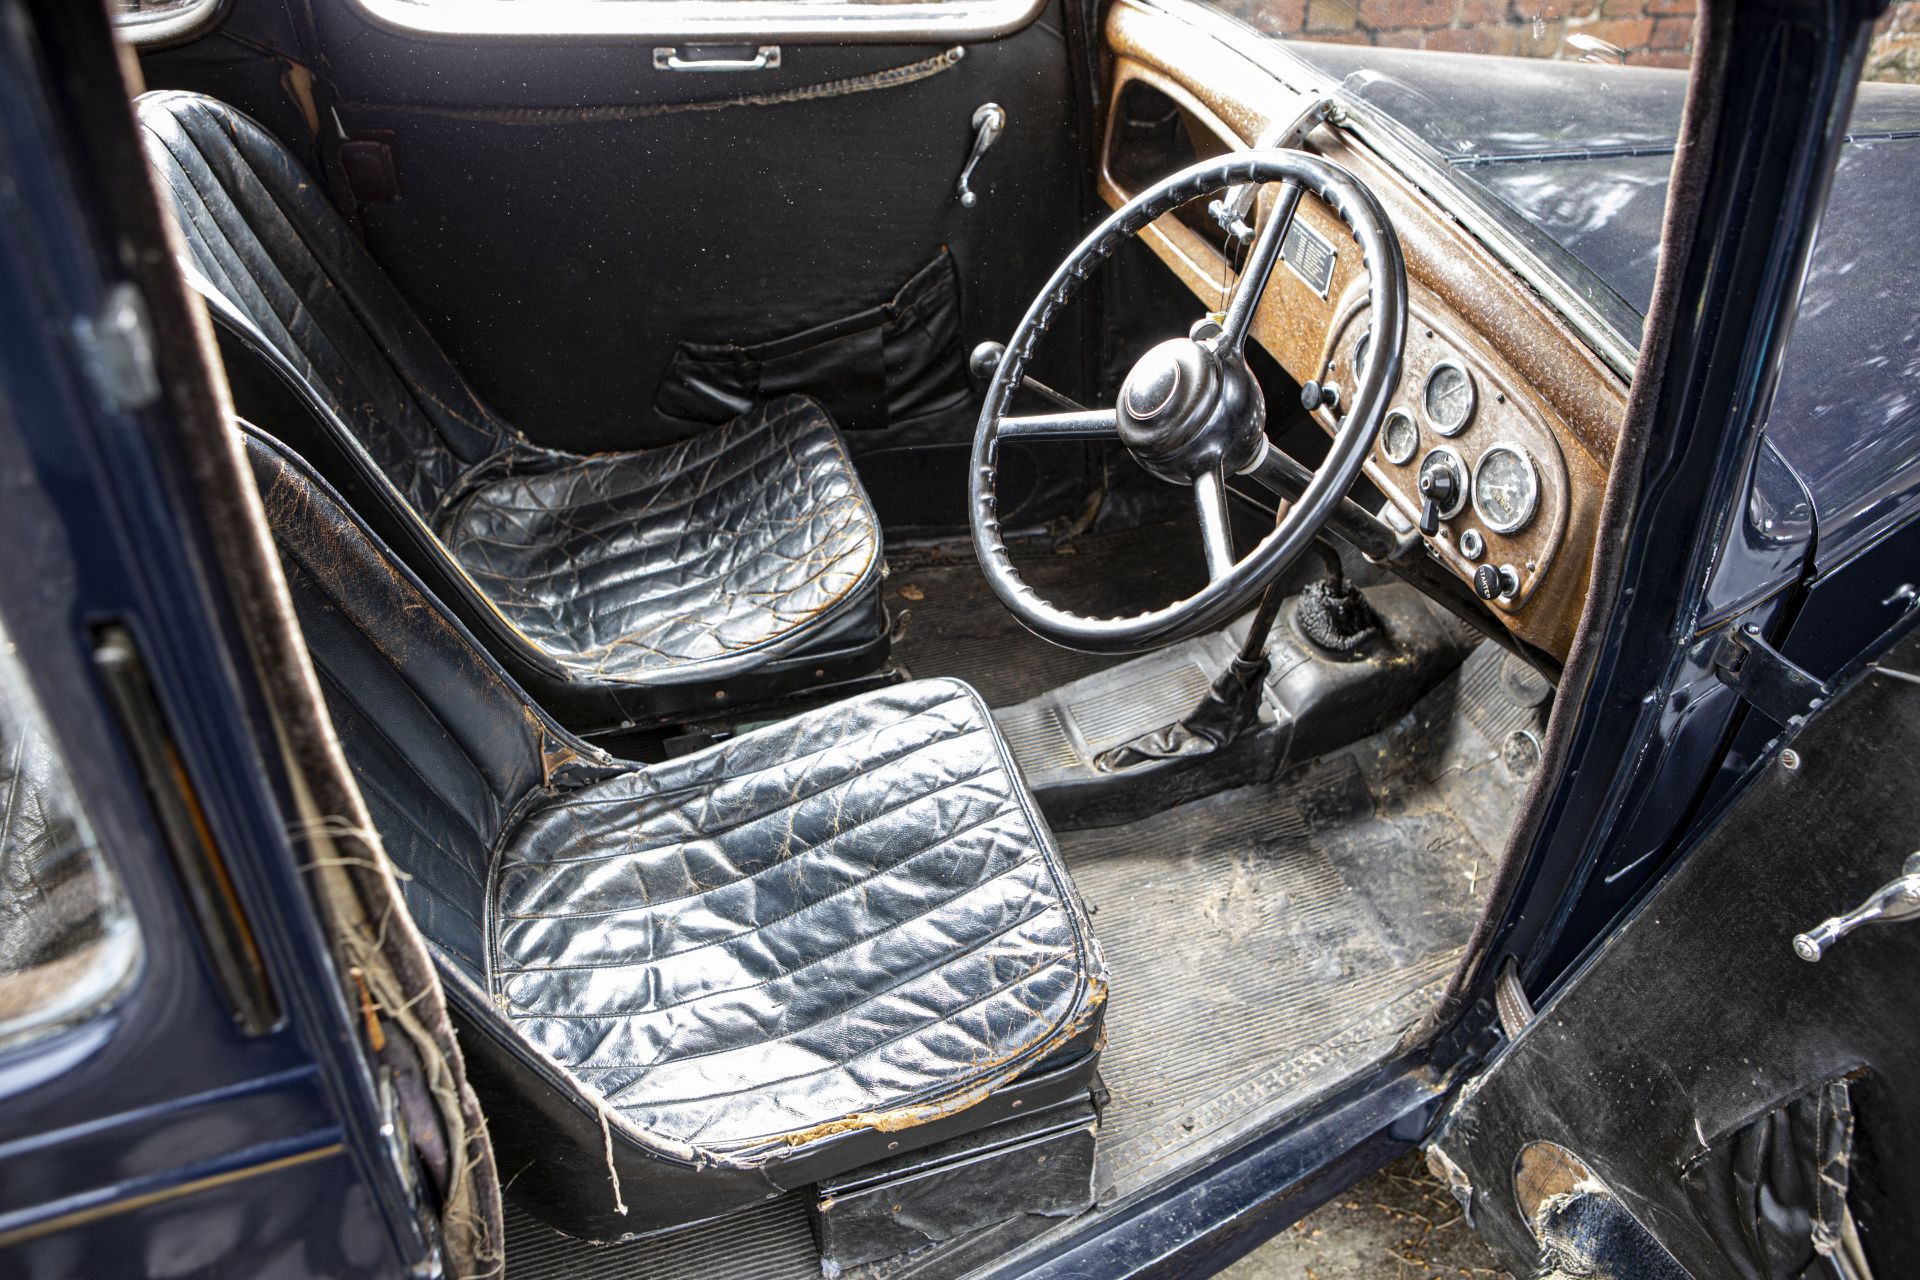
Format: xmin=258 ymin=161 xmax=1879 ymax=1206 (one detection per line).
xmin=956 ymin=103 xmax=1006 ymax=208
xmin=969 ymin=341 xmax=1006 ymax=383
xmin=1794 ymin=851 xmax=1920 ymax=961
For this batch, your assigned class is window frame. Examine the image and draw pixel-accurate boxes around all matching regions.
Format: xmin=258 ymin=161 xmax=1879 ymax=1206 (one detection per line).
xmin=348 ymin=0 xmax=1047 ymax=43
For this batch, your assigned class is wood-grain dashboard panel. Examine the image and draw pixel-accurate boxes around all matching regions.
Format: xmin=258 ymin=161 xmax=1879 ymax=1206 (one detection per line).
xmin=1097 ymin=0 xmax=1630 ymax=660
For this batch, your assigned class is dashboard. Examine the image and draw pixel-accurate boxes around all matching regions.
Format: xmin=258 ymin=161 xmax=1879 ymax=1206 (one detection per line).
xmin=1097 ymin=0 xmax=1629 ymax=660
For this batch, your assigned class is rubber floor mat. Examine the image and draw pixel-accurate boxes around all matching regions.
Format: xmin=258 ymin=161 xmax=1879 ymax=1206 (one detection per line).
xmin=502 ymin=643 xmax=1541 ymax=1279
xmin=1063 ymin=642 xmax=1539 ymax=1200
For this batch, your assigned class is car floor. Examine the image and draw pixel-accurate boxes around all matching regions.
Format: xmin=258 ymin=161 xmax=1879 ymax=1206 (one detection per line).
xmin=502 ymin=532 xmax=1546 ymax=1280
xmin=882 ymin=520 xmax=1213 ymax=706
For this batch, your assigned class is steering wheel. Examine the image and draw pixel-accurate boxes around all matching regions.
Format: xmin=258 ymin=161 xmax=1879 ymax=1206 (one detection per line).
xmin=969 ymin=150 xmax=1407 ymax=653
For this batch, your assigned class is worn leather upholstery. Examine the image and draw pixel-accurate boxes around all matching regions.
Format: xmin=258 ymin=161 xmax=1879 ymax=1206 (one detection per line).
xmin=244 ymin=426 xmax=1105 ymax=1239
xmin=134 ymin=91 xmax=887 ymax=732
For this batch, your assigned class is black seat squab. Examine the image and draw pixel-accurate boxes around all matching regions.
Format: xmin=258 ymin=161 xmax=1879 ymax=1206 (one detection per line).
xmin=241 ymin=425 xmax=1106 ymax=1240
xmin=136 ymin=91 xmax=888 ymax=733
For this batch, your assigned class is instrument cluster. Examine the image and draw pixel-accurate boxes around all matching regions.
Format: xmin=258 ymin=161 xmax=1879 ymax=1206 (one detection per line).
xmin=1324 ymin=304 xmax=1569 ymax=612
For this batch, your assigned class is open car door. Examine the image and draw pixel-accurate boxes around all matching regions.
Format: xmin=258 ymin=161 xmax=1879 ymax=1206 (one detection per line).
xmin=1429 ymin=624 xmax=1920 ymax=1280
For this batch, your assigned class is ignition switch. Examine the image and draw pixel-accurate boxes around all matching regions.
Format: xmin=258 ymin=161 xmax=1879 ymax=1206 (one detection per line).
xmin=1473 ymin=563 xmax=1520 ymax=601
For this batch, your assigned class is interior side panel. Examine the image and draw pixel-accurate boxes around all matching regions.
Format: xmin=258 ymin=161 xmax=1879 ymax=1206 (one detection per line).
xmin=1429 ymin=624 xmax=1920 ymax=1280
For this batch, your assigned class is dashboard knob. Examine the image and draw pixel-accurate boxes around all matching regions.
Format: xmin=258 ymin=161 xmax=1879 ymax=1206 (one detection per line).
xmin=1416 ymin=460 xmax=1459 ymax=536
xmin=1473 ymin=563 xmax=1520 ymax=601
xmin=1299 ymin=380 xmax=1341 ymax=413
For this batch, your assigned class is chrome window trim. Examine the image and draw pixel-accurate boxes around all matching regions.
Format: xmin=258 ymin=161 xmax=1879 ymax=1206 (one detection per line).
xmin=111 ymin=0 xmax=230 ymax=48
xmin=1128 ymin=0 xmax=1643 ymax=383
xmin=350 ymin=0 xmax=1047 ymax=42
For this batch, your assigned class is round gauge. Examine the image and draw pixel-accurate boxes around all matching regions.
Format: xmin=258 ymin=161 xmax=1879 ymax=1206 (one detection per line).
xmin=1422 ymin=361 xmax=1477 ymax=436
xmin=1473 ymin=444 xmax=1540 ymax=534
xmin=1379 ymin=409 xmax=1418 ymax=465
xmin=1352 ymin=328 xmax=1372 ymax=379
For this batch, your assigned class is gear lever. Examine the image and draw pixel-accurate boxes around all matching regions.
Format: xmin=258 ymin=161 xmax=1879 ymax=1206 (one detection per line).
xmin=969 ymin=341 xmax=1086 ymax=412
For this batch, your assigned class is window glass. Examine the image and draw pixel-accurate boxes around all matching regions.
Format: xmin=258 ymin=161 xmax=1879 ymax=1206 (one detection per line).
xmin=1189 ymin=1 xmax=1915 ymax=346
xmin=1753 ymin=17 xmax=1920 ymax=572
xmin=0 ymin=619 xmax=140 ymax=1051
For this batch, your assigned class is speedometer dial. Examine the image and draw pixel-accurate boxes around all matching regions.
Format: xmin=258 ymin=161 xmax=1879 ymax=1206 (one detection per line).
xmin=1423 ymin=361 xmax=1476 ymax=436
xmin=1473 ymin=444 xmax=1539 ymax=534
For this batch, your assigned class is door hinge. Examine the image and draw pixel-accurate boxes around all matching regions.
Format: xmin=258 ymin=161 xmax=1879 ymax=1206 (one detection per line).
xmin=1711 ymin=622 xmax=1828 ymax=725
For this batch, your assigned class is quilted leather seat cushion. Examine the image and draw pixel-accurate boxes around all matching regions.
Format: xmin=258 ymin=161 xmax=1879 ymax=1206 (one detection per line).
xmin=492 ymin=678 xmax=1104 ymax=1159
xmin=137 ymin=91 xmax=888 ymax=720
xmin=443 ymin=396 xmax=880 ymax=683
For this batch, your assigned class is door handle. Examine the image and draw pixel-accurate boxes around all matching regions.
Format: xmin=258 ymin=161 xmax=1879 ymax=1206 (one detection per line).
xmin=955 ymin=102 xmax=1006 ymax=208
xmin=1794 ymin=851 xmax=1920 ymax=961
xmin=653 ymin=45 xmax=781 ymax=72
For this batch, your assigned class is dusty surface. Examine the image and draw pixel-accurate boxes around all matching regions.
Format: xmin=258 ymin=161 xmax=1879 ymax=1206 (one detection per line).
xmin=1220 ymin=1152 xmax=1514 ymax=1280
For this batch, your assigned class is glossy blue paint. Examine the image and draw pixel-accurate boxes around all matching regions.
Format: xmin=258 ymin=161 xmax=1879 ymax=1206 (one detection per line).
xmin=0 ymin=1 xmax=424 ymax=1273
xmin=1473 ymin=0 xmax=1894 ymax=996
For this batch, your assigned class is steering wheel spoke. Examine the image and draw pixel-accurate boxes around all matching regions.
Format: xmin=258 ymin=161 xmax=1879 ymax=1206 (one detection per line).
xmin=1219 ymin=179 xmax=1304 ymax=354
xmin=1193 ymin=466 xmax=1237 ymax=582
xmin=998 ymin=408 xmax=1120 ymax=441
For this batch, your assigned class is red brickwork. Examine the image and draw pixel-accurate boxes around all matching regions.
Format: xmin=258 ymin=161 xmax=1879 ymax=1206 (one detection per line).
xmin=1225 ymin=0 xmax=1920 ymax=82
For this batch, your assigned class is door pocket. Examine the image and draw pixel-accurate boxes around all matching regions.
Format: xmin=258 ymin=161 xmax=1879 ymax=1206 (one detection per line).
xmin=653 ymin=247 xmax=968 ymax=436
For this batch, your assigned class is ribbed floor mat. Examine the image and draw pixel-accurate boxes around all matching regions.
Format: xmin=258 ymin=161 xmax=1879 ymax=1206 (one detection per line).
xmin=1038 ymin=639 xmax=1539 ymax=1205
xmin=1063 ymin=793 xmax=1458 ymax=1201
xmin=502 ymin=644 xmax=1541 ymax=1279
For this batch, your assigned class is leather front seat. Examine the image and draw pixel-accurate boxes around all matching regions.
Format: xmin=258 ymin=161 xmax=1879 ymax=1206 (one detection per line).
xmin=242 ymin=424 xmax=1106 ymax=1240
xmin=134 ymin=91 xmax=889 ymax=733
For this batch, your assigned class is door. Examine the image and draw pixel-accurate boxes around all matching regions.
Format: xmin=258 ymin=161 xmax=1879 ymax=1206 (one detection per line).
xmin=1428 ymin=617 xmax=1920 ymax=1279
xmin=0 ymin=2 xmax=441 ymax=1272
xmin=135 ymin=0 xmax=1101 ymax=533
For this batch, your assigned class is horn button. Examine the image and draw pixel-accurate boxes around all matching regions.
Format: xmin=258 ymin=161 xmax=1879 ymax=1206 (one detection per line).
xmin=1117 ymin=336 xmax=1267 ymax=483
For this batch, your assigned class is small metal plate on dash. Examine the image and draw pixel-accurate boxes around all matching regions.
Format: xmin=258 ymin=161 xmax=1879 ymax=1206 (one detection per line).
xmin=1282 ymin=219 xmax=1336 ymax=297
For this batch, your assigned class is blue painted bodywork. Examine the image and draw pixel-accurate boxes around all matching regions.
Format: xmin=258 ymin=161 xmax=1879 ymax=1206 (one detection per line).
xmin=0 ymin=1 xmax=423 ymax=1273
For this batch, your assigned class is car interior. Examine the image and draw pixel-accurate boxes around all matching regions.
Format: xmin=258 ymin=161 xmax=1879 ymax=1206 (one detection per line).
xmin=109 ymin=0 xmax=1676 ymax=1273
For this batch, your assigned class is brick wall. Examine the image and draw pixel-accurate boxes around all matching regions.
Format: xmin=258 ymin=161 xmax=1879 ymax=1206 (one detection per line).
xmin=1231 ymin=0 xmax=1920 ymax=82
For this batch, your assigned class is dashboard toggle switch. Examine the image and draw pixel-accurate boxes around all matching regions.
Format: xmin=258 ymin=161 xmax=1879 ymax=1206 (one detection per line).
xmin=1416 ymin=449 xmax=1465 ymax=536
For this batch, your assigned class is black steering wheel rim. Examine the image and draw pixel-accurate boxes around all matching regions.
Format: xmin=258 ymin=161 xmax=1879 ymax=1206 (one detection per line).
xmin=969 ymin=149 xmax=1408 ymax=654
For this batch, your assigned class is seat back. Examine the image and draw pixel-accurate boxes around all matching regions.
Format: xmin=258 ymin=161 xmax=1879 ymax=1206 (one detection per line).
xmin=137 ymin=92 xmax=508 ymax=515
xmin=242 ymin=424 xmax=575 ymax=980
